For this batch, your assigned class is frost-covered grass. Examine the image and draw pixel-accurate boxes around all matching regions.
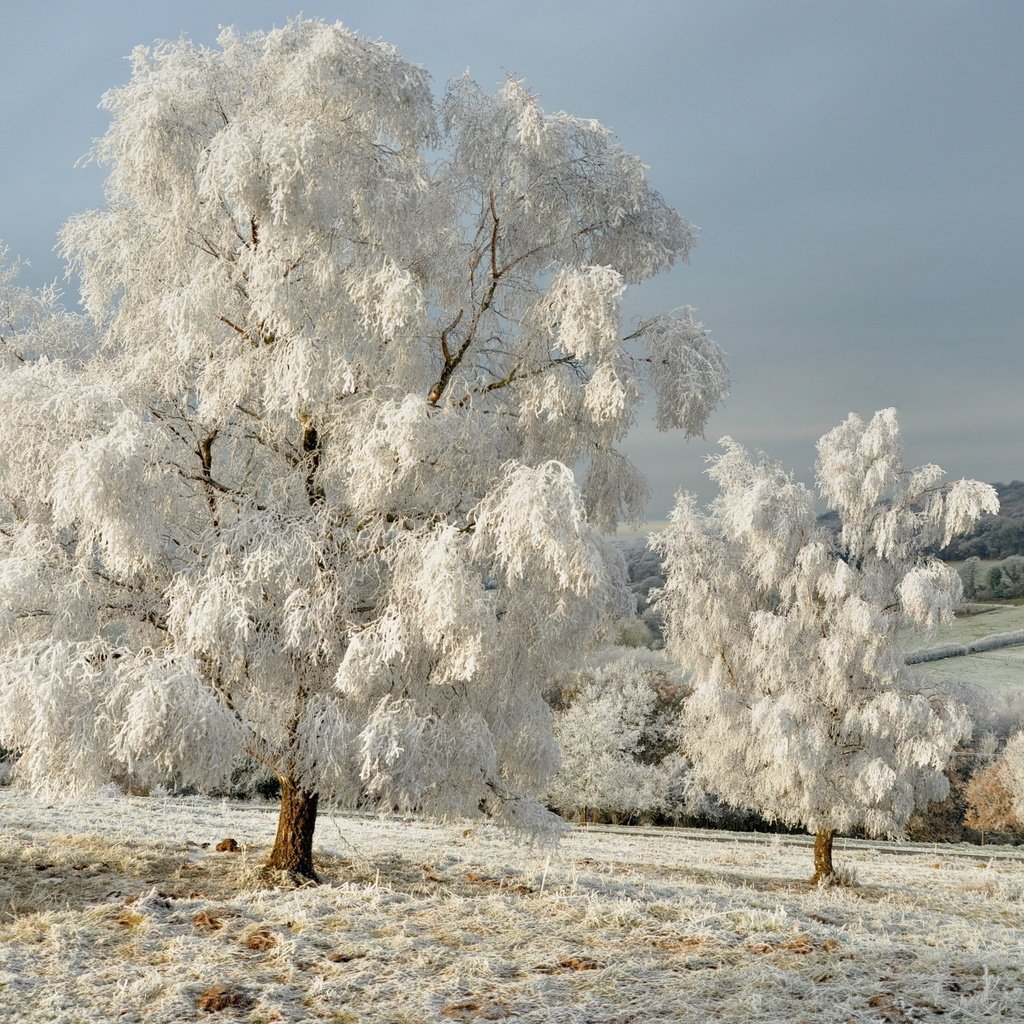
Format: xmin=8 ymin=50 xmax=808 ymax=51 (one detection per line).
xmin=942 ymin=605 xmax=1024 ymax=644
xmin=2 ymin=789 xmax=1023 ymax=1023
xmin=927 ymin=604 xmax=1024 ymax=695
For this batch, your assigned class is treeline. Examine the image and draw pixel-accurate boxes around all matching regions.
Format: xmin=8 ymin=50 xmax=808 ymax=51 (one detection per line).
xmin=958 ymin=555 xmax=1024 ymax=601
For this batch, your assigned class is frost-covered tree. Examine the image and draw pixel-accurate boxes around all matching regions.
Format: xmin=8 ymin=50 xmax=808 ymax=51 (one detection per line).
xmin=655 ymin=409 xmax=998 ymax=882
xmin=0 ymin=21 xmax=726 ymax=879
xmin=547 ymin=648 xmax=700 ymax=822
xmin=999 ymin=731 xmax=1024 ymax=824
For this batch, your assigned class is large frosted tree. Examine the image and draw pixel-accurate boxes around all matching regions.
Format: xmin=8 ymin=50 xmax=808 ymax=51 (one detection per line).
xmin=655 ymin=409 xmax=997 ymax=882
xmin=0 ymin=21 xmax=726 ymax=879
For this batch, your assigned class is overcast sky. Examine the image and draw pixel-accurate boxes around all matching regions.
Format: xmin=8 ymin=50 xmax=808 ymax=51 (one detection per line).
xmin=2 ymin=1 xmax=1021 ymax=516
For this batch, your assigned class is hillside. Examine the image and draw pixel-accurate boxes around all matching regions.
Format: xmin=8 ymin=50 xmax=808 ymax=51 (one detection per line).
xmin=1 ymin=788 xmax=1022 ymax=1023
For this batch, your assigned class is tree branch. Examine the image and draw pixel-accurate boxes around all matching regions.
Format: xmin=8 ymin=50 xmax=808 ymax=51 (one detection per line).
xmin=198 ymin=429 xmax=220 ymax=528
xmin=301 ymin=414 xmax=325 ymax=506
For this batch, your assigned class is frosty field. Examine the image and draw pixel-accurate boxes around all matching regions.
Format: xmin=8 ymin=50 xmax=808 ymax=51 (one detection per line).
xmin=2 ymin=789 xmax=1022 ymax=1023
xmin=925 ymin=604 xmax=1024 ymax=696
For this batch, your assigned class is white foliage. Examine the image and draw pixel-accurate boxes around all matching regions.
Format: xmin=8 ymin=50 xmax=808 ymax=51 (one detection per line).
xmin=473 ymin=461 xmax=609 ymax=597
xmin=110 ymin=654 xmax=244 ymax=791
xmin=0 ymin=245 xmax=87 ymax=368
xmin=389 ymin=526 xmax=492 ymax=682
xmin=656 ymin=409 xmax=997 ymax=838
xmin=0 ymin=21 xmax=724 ymax=832
xmin=548 ymin=648 xmax=700 ymax=820
xmin=1002 ymin=731 xmax=1024 ymax=822
xmin=0 ymin=252 xmax=97 ymax=510
xmin=898 ymin=562 xmax=959 ymax=631
xmin=293 ymin=694 xmax=358 ymax=803
xmin=539 ymin=266 xmax=626 ymax=362
xmin=0 ymin=641 xmax=117 ymax=793
xmin=51 ymin=410 xmax=180 ymax=575
xmin=644 ymin=308 xmax=730 ymax=436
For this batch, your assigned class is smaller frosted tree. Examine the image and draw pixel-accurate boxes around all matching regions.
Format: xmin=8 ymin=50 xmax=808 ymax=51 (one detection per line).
xmin=655 ymin=409 xmax=999 ymax=882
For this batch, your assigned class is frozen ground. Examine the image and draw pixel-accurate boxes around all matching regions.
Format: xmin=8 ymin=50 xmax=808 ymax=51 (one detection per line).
xmin=2 ymin=788 xmax=1023 ymax=1023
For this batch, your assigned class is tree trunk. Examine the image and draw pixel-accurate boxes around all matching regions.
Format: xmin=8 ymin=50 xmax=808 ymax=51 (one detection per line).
xmin=265 ymin=777 xmax=320 ymax=881
xmin=810 ymin=828 xmax=834 ymax=884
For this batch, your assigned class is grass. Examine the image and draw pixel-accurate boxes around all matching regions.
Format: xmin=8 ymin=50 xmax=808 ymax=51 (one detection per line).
xmin=922 ymin=603 xmax=1024 ymax=697
xmin=2 ymin=788 xmax=1023 ymax=1022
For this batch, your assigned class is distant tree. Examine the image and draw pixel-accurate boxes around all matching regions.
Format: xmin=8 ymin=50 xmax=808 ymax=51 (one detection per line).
xmin=0 ymin=21 xmax=726 ymax=880
xmin=958 ymin=556 xmax=982 ymax=601
xmin=993 ymin=555 xmax=1024 ymax=598
xmin=963 ymin=756 xmax=1019 ymax=843
xmin=655 ymin=409 xmax=998 ymax=883
xmin=988 ymin=566 xmax=1010 ymax=599
xmin=547 ymin=648 xmax=698 ymax=822
xmin=961 ymin=555 xmax=1024 ymax=601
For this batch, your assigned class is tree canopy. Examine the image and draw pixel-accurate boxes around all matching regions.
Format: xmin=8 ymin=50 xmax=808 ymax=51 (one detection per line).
xmin=0 ymin=20 xmax=726 ymax=876
xmin=655 ymin=409 xmax=998 ymax=879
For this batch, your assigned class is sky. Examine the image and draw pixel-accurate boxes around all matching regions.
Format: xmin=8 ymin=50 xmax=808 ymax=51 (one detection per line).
xmin=2 ymin=0 xmax=1021 ymax=517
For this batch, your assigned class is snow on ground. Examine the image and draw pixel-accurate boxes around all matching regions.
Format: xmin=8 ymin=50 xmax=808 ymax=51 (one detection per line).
xmin=2 ymin=788 xmax=1023 ymax=1023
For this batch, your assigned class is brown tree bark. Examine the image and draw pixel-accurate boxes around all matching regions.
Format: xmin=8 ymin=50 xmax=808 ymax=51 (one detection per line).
xmin=810 ymin=828 xmax=834 ymax=884
xmin=265 ymin=777 xmax=320 ymax=881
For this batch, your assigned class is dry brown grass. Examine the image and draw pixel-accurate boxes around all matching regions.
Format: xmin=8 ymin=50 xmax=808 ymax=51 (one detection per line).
xmin=0 ymin=832 xmax=257 ymax=921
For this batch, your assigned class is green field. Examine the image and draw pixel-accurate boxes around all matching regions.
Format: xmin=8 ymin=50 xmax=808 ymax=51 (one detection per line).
xmin=919 ymin=604 xmax=1024 ymax=696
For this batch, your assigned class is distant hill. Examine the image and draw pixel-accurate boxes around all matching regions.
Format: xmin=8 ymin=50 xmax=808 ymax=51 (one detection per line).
xmin=990 ymin=480 xmax=1024 ymax=517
